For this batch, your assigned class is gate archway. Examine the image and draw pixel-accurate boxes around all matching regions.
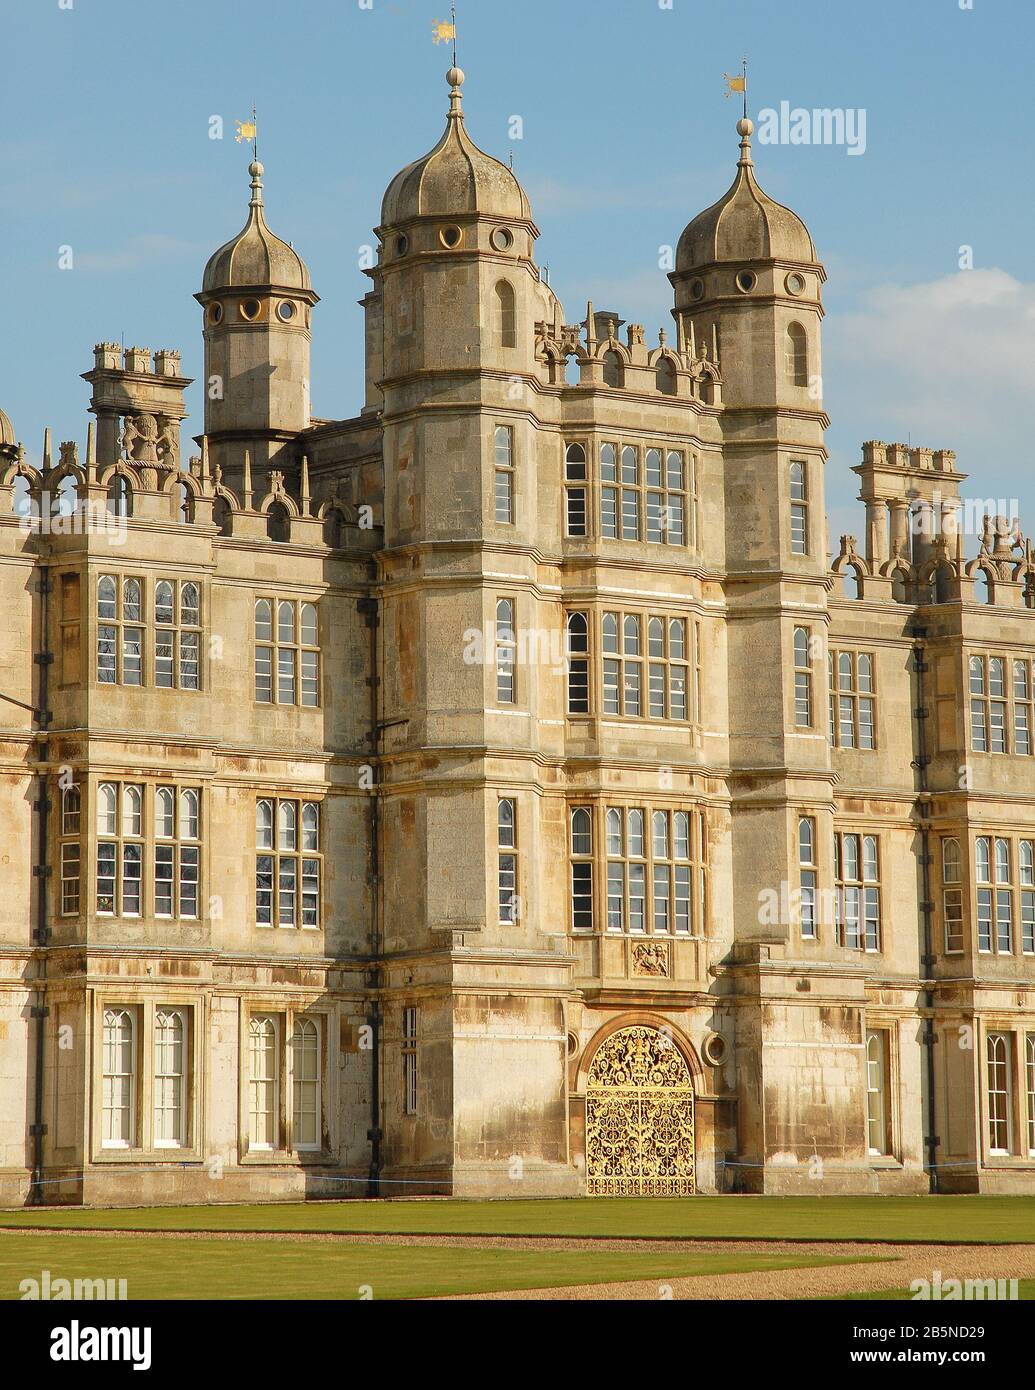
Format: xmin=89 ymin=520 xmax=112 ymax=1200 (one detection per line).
xmin=585 ymin=1025 xmax=696 ymax=1195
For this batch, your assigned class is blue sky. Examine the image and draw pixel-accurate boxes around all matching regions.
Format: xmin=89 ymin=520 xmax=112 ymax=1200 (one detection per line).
xmin=2 ymin=0 xmax=1033 ymax=547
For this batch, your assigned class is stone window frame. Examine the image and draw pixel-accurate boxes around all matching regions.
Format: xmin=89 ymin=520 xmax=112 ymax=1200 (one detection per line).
xmin=798 ymin=815 xmax=817 ymax=940
xmin=90 ymin=994 xmax=204 ymax=1164
xmin=789 ymin=459 xmax=809 ymax=556
xmin=254 ymin=796 xmax=323 ymax=931
xmin=969 ymin=652 xmax=1035 ymax=756
xmin=494 ymin=424 xmax=514 ymax=524
xmin=497 ymin=797 xmax=518 ymax=924
xmin=834 ymin=829 xmax=882 ymax=952
xmin=238 ymin=1002 xmax=331 ymax=1162
xmin=253 ymin=595 xmax=321 ymax=708
xmin=598 ymin=441 xmax=688 ymax=548
xmin=828 ymin=647 xmax=877 ymax=750
xmin=91 ymin=778 xmax=203 ymax=922
xmin=96 ymin=572 xmax=145 ymax=687
xmin=865 ymin=1027 xmax=894 ymax=1157
xmin=569 ymin=802 xmax=707 ymax=939
xmin=793 ymin=626 xmax=813 ymax=728
xmin=494 ymin=597 xmax=516 ymax=705
xmin=941 ymin=835 xmax=964 ymax=954
xmin=974 ymin=833 xmax=1035 ymax=956
xmin=154 ymin=578 xmax=202 ymax=691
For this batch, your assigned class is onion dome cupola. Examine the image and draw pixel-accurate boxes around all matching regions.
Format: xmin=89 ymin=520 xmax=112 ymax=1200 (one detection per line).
xmin=380 ymin=67 xmax=533 ymax=235
xmin=371 ymin=67 xmax=540 ymax=394
xmin=671 ymin=118 xmax=825 ymax=408
xmin=196 ymin=159 xmax=319 ymax=486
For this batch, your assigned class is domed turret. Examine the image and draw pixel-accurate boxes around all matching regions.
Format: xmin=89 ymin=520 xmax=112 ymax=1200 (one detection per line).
xmin=380 ymin=68 xmax=531 ymax=228
xmin=196 ymin=158 xmax=318 ymax=493
xmin=670 ymin=117 xmax=824 ymax=413
xmin=203 ymin=161 xmax=312 ymax=293
xmin=676 ymin=118 xmax=815 ymax=272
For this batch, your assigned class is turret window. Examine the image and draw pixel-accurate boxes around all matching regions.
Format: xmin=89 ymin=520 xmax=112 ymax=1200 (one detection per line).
xmin=495 ymin=598 xmax=516 ymax=704
xmin=942 ymin=837 xmax=964 ymax=953
xmin=566 ymin=612 xmax=590 ymax=713
xmin=793 ymin=627 xmax=813 ymax=727
xmin=564 ymin=443 xmax=587 ymax=537
xmin=789 ymin=460 xmax=809 ymax=554
xmin=497 ymin=798 xmax=518 ymax=923
xmin=786 ymin=322 xmax=809 ymax=386
xmin=494 ymin=281 xmax=516 ymax=348
xmin=494 ymin=426 xmax=514 ymax=524
xmin=798 ymin=817 xmax=817 ymax=940
xmin=975 ymin=835 xmax=1035 ymax=955
xmin=155 ymin=580 xmax=201 ymax=691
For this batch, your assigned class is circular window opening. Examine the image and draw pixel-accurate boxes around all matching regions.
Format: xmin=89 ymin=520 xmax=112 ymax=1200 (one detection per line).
xmin=439 ymin=225 xmax=463 ymax=249
xmin=491 ymin=227 xmax=514 ymax=252
xmin=240 ymin=298 xmax=262 ymax=321
xmin=276 ymin=301 xmax=296 ymax=322
xmin=207 ymin=302 xmax=223 ymax=325
xmin=702 ymin=1032 xmax=729 ymax=1067
xmin=396 ymin=234 xmax=409 ymax=257
xmin=785 ymin=272 xmax=807 ymax=296
xmin=735 ymin=270 xmax=757 ymax=294
xmin=688 ymin=277 xmax=705 ymax=302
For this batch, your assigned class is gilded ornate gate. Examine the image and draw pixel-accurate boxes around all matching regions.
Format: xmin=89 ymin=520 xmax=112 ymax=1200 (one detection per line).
xmin=585 ymin=1025 xmax=695 ymax=1195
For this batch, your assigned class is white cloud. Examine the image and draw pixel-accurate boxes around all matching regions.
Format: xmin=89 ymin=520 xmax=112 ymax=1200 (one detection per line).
xmin=825 ymin=267 xmax=1035 ymax=535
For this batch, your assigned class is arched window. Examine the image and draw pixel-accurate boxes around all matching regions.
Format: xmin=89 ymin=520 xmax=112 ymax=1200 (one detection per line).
xmin=495 ymin=598 xmax=515 ymax=704
xmin=123 ymin=578 xmax=142 ymax=621
xmin=256 ymin=799 xmax=273 ymax=849
xmin=212 ymin=495 xmax=233 ymax=536
xmin=564 ymin=355 xmax=581 ymax=386
xmin=155 ymin=787 xmax=175 ymax=838
xmin=155 ymin=580 xmax=174 ymax=628
xmin=891 ymin=568 xmax=910 ymax=604
xmin=180 ymin=789 xmax=200 ymax=840
xmin=656 ymin=356 xmax=676 ymax=395
xmin=176 ymin=481 xmax=194 ymax=524
xmin=97 ymin=783 xmax=117 ymax=836
xmin=98 ymin=575 xmax=117 ymax=620
xmin=62 ymin=784 xmax=81 ymax=835
xmin=154 ymin=1009 xmax=186 ymax=1147
xmin=606 ymin=808 xmax=623 ymax=855
xmin=301 ymin=802 xmax=320 ymax=851
xmin=278 ymin=801 xmax=297 ymax=851
xmin=571 ymin=807 xmax=591 ymax=855
xmin=565 ymin=611 xmax=589 ymax=713
xmin=602 ymin=350 xmax=623 ymax=388
xmin=975 ymin=569 xmax=994 ymax=605
xmin=107 ymin=474 xmax=133 ymax=519
xmin=291 ymin=1018 xmax=321 ymax=1150
xmin=122 ymin=785 xmax=142 ymax=837
xmin=785 ymin=322 xmax=808 ymax=386
xmin=101 ymin=1008 xmax=136 ymax=1147
xmin=181 ymin=582 xmax=200 ymax=628
xmin=267 ymin=502 xmax=290 ymax=543
xmin=248 ymin=1015 xmax=279 ymax=1150
xmin=494 ymin=280 xmax=516 ymax=348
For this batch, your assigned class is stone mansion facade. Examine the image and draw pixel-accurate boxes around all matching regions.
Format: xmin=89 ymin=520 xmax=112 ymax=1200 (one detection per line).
xmin=1 ymin=66 xmax=1034 ymax=1204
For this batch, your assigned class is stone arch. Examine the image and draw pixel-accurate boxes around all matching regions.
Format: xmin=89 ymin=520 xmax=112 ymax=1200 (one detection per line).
xmin=580 ymin=1018 xmax=699 ymax=1196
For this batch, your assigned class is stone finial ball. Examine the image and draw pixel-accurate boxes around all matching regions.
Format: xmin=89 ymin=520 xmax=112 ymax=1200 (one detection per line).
xmin=737 ymin=118 xmax=754 ymax=137
xmin=249 ymin=160 xmax=264 ymax=177
xmin=447 ymin=66 xmax=465 ymax=88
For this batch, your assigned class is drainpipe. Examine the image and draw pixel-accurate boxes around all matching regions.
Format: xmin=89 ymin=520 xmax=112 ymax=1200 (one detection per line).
xmin=911 ymin=624 xmax=939 ymax=1193
xmin=30 ymin=567 xmax=53 ymax=1204
xmin=359 ymin=579 xmax=382 ymax=1196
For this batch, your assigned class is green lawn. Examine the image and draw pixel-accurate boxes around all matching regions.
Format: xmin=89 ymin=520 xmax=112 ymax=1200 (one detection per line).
xmin=0 ymin=1195 xmax=1033 ymax=1243
xmin=831 ymin=1280 xmax=1034 ymax=1301
xmin=0 ymin=1234 xmax=877 ymax=1301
